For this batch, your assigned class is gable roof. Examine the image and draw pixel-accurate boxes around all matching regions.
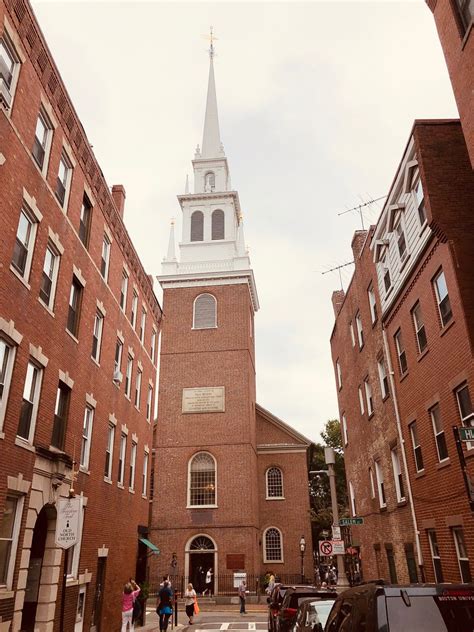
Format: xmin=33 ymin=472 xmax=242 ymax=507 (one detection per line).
xmin=256 ymin=403 xmax=312 ymax=449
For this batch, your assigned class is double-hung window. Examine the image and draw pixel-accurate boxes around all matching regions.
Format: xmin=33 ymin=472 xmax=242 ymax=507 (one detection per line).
xmin=368 ymin=285 xmax=377 ymax=323
xmin=433 ymin=270 xmax=452 ymax=327
xmin=453 ymin=528 xmax=472 ymax=583
xmin=142 ymin=452 xmax=149 ymax=496
xmin=79 ymin=195 xmax=92 ymax=248
xmin=113 ymin=339 xmax=123 ymax=384
xmin=374 ymin=460 xmax=386 ymax=508
xmin=394 ymin=329 xmax=408 ymax=375
xmin=125 ymin=356 xmax=133 ymax=398
xmin=430 ymin=404 xmax=448 ymax=462
xmin=394 ymin=216 xmax=407 ymax=263
xmin=12 ymin=208 xmax=38 ymax=281
xmin=369 ymin=467 xmax=375 ymax=499
xmin=104 ymin=424 xmax=115 ymax=480
xmin=411 ymin=302 xmax=427 ymax=354
xmin=0 ymin=496 xmax=22 ymax=588
xmin=335 ymin=359 xmax=342 ymax=390
xmin=428 ymin=530 xmax=444 ymax=582
xmin=134 ymin=369 xmax=142 ymax=410
xmin=118 ymin=433 xmax=127 ymax=486
xmin=364 ymin=377 xmax=373 ymax=416
xmin=150 ymin=329 xmax=157 ymax=363
xmin=342 ymin=414 xmax=348 ymax=446
xmin=67 ymin=276 xmax=83 ymax=338
xmin=455 ymin=0 xmax=474 ymax=32
xmin=17 ymin=362 xmax=42 ymax=443
xmin=51 ymin=382 xmax=71 ymax=450
xmin=55 ymin=152 xmax=72 ymax=209
xmin=382 ymin=255 xmax=391 ymax=294
xmin=0 ymin=339 xmax=16 ymax=432
xmin=349 ymin=481 xmax=356 ymax=516
xmin=80 ymin=406 xmax=94 ymax=470
xmin=100 ymin=234 xmax=111 ymax=281
xmin=377 ymin=358 xmax=389 ymax=399
xmin=139 ymin=308 xmax=146 ymax=344
xmin=349 ymin=322 xmax=356 ymax=347
xmin=120 ymin=270 xmax=128 ymax=312
xmin=358 ymin=386 xmax=365 ymax=415
xmin=39 ymin=244 xmax=60 ymax=310
xmin=391 ymin=448 xmax=405 ymax=502
xmin=355 ymin=312 xmax=364 ymax=348
xmin=146 ymin=385 xmax=153 ymax=422
xmin=409 ymin=421 xmax=424 ymax=472
xmin=129 ymin=442 xmax=137 ymax=491
xmin=456 ymin=383 xmax=473 ymax=428
xmin=91 ymin=310 xmax=104 ymax=363
xmin=414 ymin=178 xmax=427 ymax=226
xmin=0 ymin=34 xmax=20 ymax=109
xmin=32 ymin=109 xmax=53 ymax=172
xmin=131 ymin=290 xmax=138 ymax=328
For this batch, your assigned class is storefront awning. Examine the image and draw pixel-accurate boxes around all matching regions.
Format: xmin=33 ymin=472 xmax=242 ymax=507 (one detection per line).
xmin=139 ymin=538 xmax=160 ymax=555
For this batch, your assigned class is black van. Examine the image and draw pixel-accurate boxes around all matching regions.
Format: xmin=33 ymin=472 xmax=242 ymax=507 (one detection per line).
xmin=324 ymin=582 xmax=474 ymax=632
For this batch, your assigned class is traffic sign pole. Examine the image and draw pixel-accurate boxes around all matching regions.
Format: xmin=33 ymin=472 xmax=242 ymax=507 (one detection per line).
xmin=60 ymin=547 xmax=69 ymax=632
xmin=453 ymin=426 xmax=474 ymax=512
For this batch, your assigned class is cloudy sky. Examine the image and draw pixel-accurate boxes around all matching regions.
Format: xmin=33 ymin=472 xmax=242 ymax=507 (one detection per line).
xmin=32 ymin=0 xmax=457 ymax=442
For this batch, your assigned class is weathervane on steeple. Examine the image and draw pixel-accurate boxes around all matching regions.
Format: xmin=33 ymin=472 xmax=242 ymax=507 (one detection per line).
xmin=204 ymin=26 xmax=217 ymax=59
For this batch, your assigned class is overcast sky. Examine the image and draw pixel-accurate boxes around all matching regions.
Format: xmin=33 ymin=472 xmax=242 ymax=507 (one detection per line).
xmin=32 ymin=0 xmax=457 ymax=443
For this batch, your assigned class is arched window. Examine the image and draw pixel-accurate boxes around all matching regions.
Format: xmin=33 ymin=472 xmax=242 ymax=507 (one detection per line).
xmin=193 ymin=294 xmax=217 ymax=329
xmin=189 ymin=452 xmax=216 ymax=506
xmin=266 ymin=467 xmax=284 ymax=499
xmin=190 ymin=211 xmax=204 ymax=242
xmin=204 ymin=171 xmax=215 ymax=192
xmin=264 ymin=527 xmax=283 ymax=563
xmin=212 ymin=209 xmax=225 ymax=240
xmin=190 ymin=536 xmax=215 ymax=550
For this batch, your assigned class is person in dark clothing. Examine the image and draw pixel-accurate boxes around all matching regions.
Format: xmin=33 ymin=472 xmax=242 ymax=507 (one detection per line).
xmin=157 ymin=580 xmax=173 ymax=632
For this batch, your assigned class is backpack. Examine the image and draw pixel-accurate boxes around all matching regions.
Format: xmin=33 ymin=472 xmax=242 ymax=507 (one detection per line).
xmin=132 ymin=597 xmax=142 ymax=622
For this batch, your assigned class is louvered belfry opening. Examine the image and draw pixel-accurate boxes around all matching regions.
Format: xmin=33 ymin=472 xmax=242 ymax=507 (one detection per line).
xmin=193 ymin=293 xmax=217 ymax=329
xmin=211 ymin=209 xmax=225 ymax=240
xmin=190 ymin=211 xmax=204 ymax=242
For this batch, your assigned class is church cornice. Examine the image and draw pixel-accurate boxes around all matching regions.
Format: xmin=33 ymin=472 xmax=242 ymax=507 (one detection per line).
xmin=177 ymin=190 xmax=241 ymax=216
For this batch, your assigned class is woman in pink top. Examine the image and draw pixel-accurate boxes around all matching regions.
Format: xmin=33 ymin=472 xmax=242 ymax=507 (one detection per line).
xmin=122 ymin=579 xmax=140 ymax=631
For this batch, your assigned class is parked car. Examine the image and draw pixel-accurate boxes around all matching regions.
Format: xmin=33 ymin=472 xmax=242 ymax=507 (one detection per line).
xmin=276 ymin=586 xmax=334 ymax=632
xmin=292 ymin=596 xmax=337 ymax=632
xmin=324 ymin=581 xmax=474 ymax=632
xmin=268 ymin=584 xmax=291 ymax=632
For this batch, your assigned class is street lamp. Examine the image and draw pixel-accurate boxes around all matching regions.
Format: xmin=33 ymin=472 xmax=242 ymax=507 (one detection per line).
xmin=310 ymin=446 xmax=349 ymax=589
xmin=299 ymin=535 xmax=306 ymax=583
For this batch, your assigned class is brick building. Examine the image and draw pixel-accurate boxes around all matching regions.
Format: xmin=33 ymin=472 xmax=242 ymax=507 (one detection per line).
xmin=0 ymin=1 xmax=161 ymax=630
xmin=330 ymin=119 xmax=474 ymax=583
xmin=426 ymin=0 xmax=474 ymax=167
xmin=150 ymin=46 xmax=312 ymax=590
xmin=330 ymin=229 xmax=419 ymax=584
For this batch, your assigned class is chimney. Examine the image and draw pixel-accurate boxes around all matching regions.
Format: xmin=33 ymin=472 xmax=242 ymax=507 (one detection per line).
xmin=332 ymin=290 xmax=345 ymax=317
xmin=112 ymin=184 xmax=126 ymax=219
xmin=351 ymin=230 xmax=368 ymax=260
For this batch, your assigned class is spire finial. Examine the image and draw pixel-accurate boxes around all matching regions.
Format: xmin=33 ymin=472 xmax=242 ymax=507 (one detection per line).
xmin=209 ymin=26 xmax=217 ymax=59
xmin=201 ymin=28 xmax=223 ymax=159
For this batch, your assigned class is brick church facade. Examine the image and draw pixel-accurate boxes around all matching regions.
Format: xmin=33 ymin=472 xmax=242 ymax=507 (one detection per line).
xmin=150 ymin=44 xmax=312 ymax=589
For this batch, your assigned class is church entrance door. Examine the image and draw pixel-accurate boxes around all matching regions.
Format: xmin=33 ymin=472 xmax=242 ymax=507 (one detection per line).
xmin=187 ymin=535 xmax=216 ymax=595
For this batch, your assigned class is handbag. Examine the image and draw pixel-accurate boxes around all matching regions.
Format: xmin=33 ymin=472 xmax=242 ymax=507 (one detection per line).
xmin=194 ymin=598 xmax=200 ymax=615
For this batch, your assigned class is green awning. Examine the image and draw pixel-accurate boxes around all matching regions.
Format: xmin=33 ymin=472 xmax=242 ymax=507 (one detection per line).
xmin=139 ymin=538 xmax=160 ymax=554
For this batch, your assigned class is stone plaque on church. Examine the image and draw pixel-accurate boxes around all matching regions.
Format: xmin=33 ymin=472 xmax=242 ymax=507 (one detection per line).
xmin=182 ymin=387 xmax=225 ymax=413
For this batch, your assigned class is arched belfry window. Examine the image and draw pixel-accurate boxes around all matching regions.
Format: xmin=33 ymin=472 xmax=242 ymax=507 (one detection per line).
xmin=204 ymin=171 xmax=215 ymax=192
xmin=188 ymin=452 xmax=216 ymax=507
xmin=190 ymin=211 xmax=204 ymax=242
xmin=266 ymin=467 xmax=284 ymax=499
xmin=212 ymin=209 xmax=225 ymax=241
xmin=193 ymin=293 xmax=217 ymax=329
xmin=264 ymin=527 xmax=283 ymax=563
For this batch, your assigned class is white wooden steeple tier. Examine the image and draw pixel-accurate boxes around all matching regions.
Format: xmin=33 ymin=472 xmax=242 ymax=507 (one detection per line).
xmin=158 ymin=37 xmax=259 ymax=312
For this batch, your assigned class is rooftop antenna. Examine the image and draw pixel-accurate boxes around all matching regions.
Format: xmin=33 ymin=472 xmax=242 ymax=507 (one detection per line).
xmin=321 ymin=261 xmax=355 ymax=291
xmin=338 ymin=195 xmax=387 ymax=230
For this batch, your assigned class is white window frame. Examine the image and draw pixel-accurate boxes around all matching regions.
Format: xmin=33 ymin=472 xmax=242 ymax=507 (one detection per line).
xmin=129 ymin=441 xmax=137 ymax=491
xmin=454 ymin=0 xmax=473 ymax=32
xmin=358 ymin=386 xmax=365 ymax=415
xmin=193 ymin=293 xmax=218 ymax=330
xmin=187 ymin=451 xmax=217 ymax=508
xmin=146 ymin=385 xmax=153 ymax=422
xmin=355 ymin=312 xmax=364 ymax=348
xmin=120 ymin=269 xmax=128 ymax=312
xmin=104 ymin=424 xmax=115 ymax=481
xmin=364 ymin=377 xmax=373 ymax=416
xmin=39 ymin=242 xmax=60 ymax=311
xmin=80 ymin=406 xmax=94 ymax=471
xmin=113 ymin=339 xmax=123 ymax=384
xmin=368 ymin=286 xmax=377 ymax=323
xmin=79 ymin=194 xmax=92 ymax=248
xmin=67 ymin=275 xmax=84 ymax=339
xmin=134 ymin=369 xmax=142 ymax=410
xmin=139 ymin=307 xmax=146 ymax=344
xmin=412 ymin=302 xmax=428 ymax=354
xmin=0 ymin=31 xmax=22 ymax=111
xmin=11 ymin=206 xmax=39 ymax=283
xmin=131 ymin=290 xmax=139 ymax=329
xmin=263 ymin=527 xmax=283 ymax=563
xmin=342 ymin=414 xmax=348 ymax=447
xmin=55 ymin=151 xmax=72 ymax=211
xmin=17 ymin=361 xmax=42 ymax=444
xmin=428 ymin=530 xmax=443 ymax=583
xmin=433 ymin=270 xmax=453 ymax=328
xmin=410 ymin=421 xmax=424 ymax=472
xmin=377 ymin=358 xmax=389 ymax=399
xmin=118 ymin=433 xmax=127 ymax=486
xmin=142 ymin=451 xmax=149 ymax=497
xmin=91 ymin=310 xmax=104 ymax=363
xmin=349 ymin=322 xmax=356 ymax=347
xmin=369 ymin=467 xmax=375 ymax=499
xmin=382 ymin=254 xmax=391 ymax=294
xmin=266 ymin=467 xmax=284 ymax=500
xmin=125 ymin=355 xmax=133 ymax=399
xmin=32 ymin=107 xmax=53 ymax=176
xmin=374 ymin=460 xmax=386 ymax=508
xmin=394 ymin=329 xmax=408 ymax=375
xmin=394 ymin=214 xmax=408 ymax=263
xmin=0 ymin=494 xmax=25 ymax=589
xmin=150 ymin=328 xmax=157 ymax=363
xmin=349 ymin=481 xmax=356 ymax=517
xmin=100 ymin=233 xmax=111 ymax=282
xmin=453 ymin=527 xmax=471 ymax=583
xmin=0 ymin=338 xmax=17 ymax=435
xmin=391 ymin=448 xmax=405 ymax=503
xmin=413 ymin=176 xmax=427 ymax=227
xmin=335 ymin=359 xmax=342 ymax=390
xmin=430 ymin=404 xmax=449 ymax=463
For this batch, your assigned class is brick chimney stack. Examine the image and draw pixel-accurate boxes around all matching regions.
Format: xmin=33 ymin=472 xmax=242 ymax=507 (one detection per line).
xmin=332 ymin=290 xmax=345 ymax=317
xmin=112 ymin=184 xmax=126 ymax=219
xmin=351 ymin=230 xmax=368 ymax=260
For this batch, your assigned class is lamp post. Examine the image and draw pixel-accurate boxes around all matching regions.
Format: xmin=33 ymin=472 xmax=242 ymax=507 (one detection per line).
xmin=299 ymin=535 xmax=306 ymax=583
xmin=310 ymin=446 xmax=349 ymax=589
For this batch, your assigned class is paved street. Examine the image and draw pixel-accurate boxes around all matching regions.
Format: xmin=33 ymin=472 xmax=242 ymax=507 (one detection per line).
xmin=141 ymin=609 xmax=268 ymax=632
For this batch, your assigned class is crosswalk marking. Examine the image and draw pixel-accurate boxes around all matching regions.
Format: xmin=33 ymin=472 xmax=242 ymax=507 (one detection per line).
xmin=221 ymin=624 xmax=230 ymax=630
xmin=249 ymin=623 xmax=256 ymax=630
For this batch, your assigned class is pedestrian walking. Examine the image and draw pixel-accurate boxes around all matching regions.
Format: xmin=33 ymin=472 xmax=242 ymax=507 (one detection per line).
xmin=238 ymin=580 xmax=247 ymax=615
xmin=121 ymin=579 xmax=140 ymax=632
xmin=184 ymin=582 xmax=197 ymax=625
xmin=157 ymin=580 xmax=173 ymax=632
xmin=203 ymin=568 xmax=213 ymax=596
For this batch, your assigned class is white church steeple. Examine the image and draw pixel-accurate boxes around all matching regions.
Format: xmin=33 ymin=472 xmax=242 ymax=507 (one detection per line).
xmin=201 ymin=33 xmax=224 ymax=160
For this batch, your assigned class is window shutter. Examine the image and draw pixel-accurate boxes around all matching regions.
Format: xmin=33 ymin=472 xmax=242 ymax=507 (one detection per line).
xmin=194 ymin=294 xmax=217 ymax=329
xmin=191 ymin=211 xmax=204 ymax=242
xmin=212 ymin=209 xmax=225 ymax=240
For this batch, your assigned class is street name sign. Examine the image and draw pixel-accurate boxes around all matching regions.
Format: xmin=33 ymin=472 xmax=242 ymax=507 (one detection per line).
xmin=459 ymin=427 xmax=474 ymax=442
xmin=339 ymin=517 xmax=364 ymax=526
xmin=55 ymin=497 xmax=81 ymax=549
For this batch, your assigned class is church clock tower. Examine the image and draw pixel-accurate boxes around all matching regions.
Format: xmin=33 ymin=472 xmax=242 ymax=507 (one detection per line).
xmin=152 ymin=39 xmax=260 ymax=590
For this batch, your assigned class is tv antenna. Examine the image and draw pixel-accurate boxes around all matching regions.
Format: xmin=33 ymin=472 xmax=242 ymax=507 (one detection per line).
xmin=321 ymin=260 xmax=355 ymax=291
xmin=338 ymin=195 xmax=386 ymax=229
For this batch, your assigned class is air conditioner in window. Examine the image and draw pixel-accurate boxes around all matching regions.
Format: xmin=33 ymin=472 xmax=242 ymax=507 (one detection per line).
xmin=113 ymin=369 xmax=123 ymax=383
xmin=0 ymin=79 xmax=12 ymax=110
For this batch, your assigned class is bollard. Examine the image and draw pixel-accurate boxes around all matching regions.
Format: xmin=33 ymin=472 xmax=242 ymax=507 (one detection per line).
xmin=174 ymin=590 xmax=178 ymax=626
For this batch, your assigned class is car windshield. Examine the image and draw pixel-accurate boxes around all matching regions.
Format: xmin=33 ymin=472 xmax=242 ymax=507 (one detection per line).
xmin=289 ymin=593 xmax=321 ymax=609
xmin=386 ymin=594 xmax=474 ymax=632
xmin=307 ymin=602 xmax=333 ymax=628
